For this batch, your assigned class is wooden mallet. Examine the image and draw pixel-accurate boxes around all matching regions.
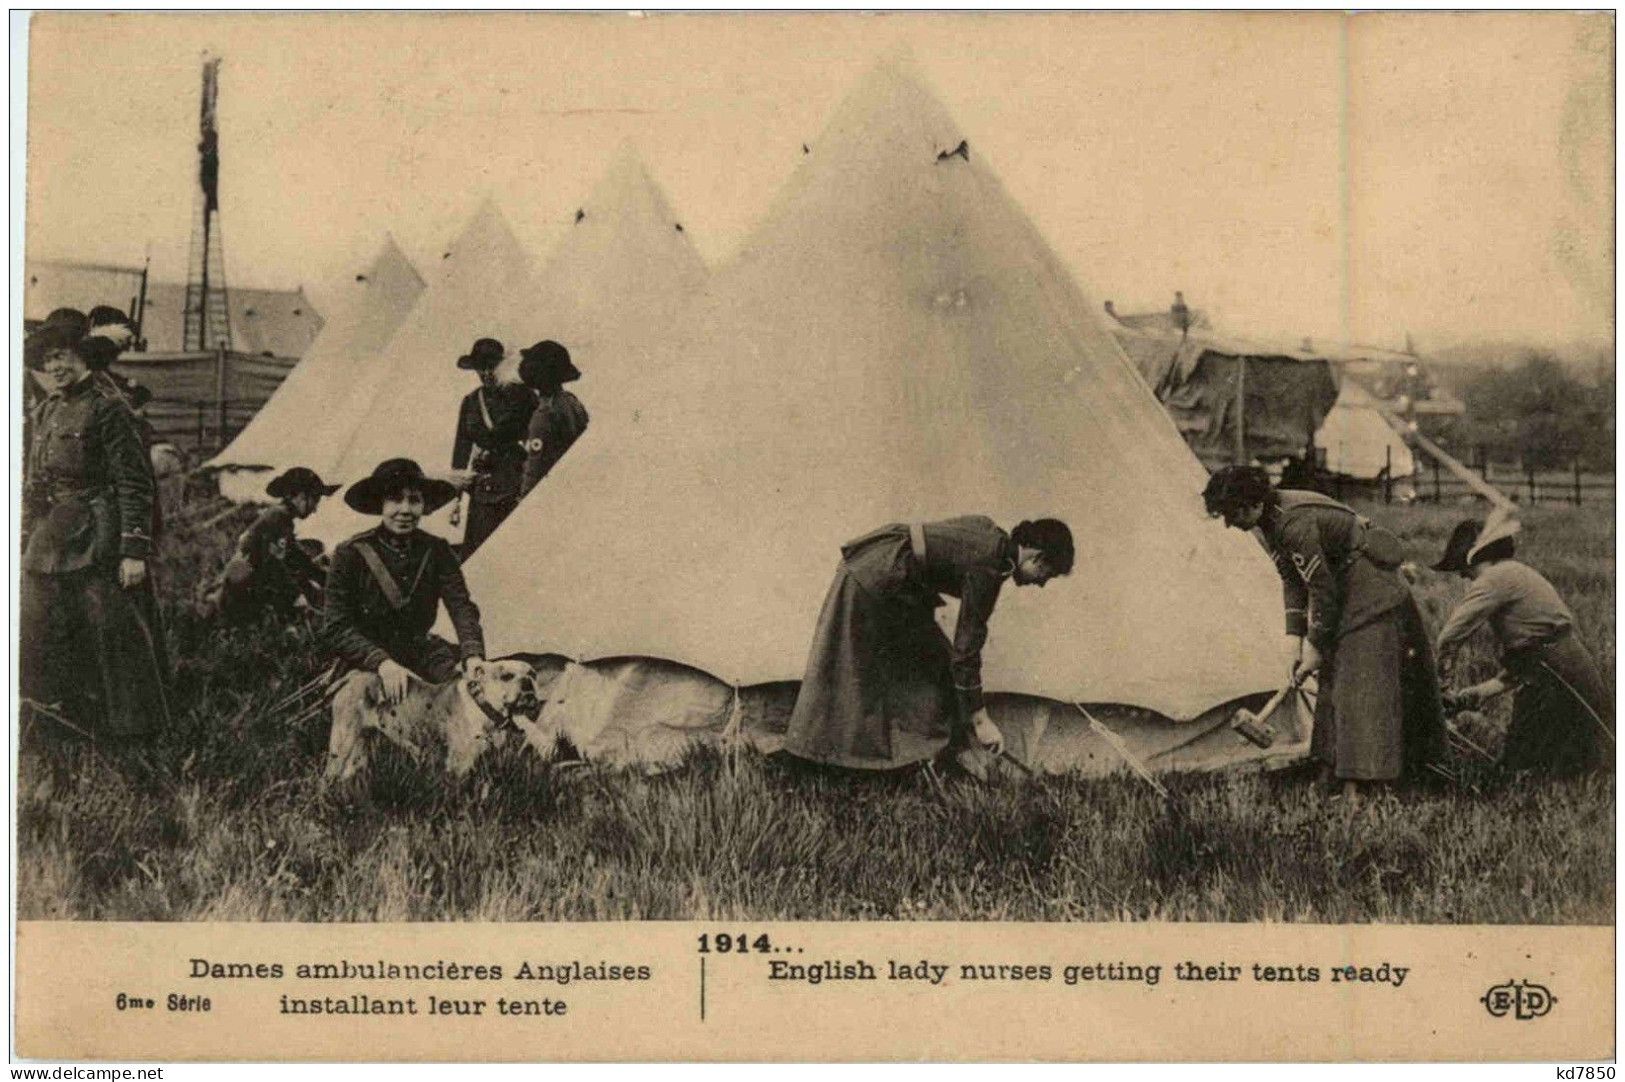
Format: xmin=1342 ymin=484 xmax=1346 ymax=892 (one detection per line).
xmin=1229 ymin=675 xmax=1303 ymax=749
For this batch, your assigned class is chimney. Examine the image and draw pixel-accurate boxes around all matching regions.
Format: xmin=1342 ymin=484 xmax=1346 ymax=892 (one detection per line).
xmin=1171 ymin=291 xmax=1191 ymax=334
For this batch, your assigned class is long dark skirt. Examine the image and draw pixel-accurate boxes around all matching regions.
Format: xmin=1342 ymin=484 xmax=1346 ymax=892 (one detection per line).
xmin=783 ymin=565 xmax=959 ymax=770
xmin=1310 ymin=595 xmax=1446 ymax=781
xmin=20 ymin=567 xmax=170 ymax=739
xmin=1502 ymin=631 xmax=1611 ymax=775
xmin=460 ymin=495 xmax=516 ymax=559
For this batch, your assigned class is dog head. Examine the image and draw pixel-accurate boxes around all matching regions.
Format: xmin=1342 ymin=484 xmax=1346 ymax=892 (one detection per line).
xmin=469 ymin=658 xmax=542 ymax=720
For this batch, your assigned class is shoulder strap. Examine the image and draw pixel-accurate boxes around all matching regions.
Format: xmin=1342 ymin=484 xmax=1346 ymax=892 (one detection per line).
xmin=353 ymin=540 xmax=430 ymax=611
xmin=476 ymin=388 xmax=495 ymax=431
xmin=353 ymin=541 xmax=406 ymax=609
xmin=1279 ymin=490 xmax=1357 ymax=521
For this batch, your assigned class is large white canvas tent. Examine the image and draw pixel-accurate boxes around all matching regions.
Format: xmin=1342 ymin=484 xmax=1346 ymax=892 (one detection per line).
xmin=298 ymin=200 xmax=540 ymax=547
xmin=208 ymin=236 xmax=425 ymax=502
xmin=454 ymin=64 xmax=1302 ymax=774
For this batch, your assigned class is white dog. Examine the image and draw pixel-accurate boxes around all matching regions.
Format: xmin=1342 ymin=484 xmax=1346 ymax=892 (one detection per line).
xmin=323 ymin=658 xmax=542 ymax=784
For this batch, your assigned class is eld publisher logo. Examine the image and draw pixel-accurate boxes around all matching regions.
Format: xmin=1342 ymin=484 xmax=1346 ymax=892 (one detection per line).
xmin=1481 ymin=979 xmax=1556 ymax=1020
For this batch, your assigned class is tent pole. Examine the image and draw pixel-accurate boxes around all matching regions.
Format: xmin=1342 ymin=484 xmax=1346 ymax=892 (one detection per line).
xmin=1233 ymin=356 xmax=1246 ymax=465
xmin=215 ymin=343 xmax=228 ymax=452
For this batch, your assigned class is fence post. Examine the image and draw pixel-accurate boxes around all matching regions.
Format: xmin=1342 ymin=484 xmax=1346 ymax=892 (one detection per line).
xmin=1433 ymin=457 xmax=1441 ymax=503
xmin=1479 ymin=446 xmax=1489 ymax=482
xmin=1526 ymin=463 xmax=1537 ymax=506
xmin=196 ymin=401 xmax=205 ymax=449
xmin=1383 ymin=445 xmax=1392 ymax=504
xmin=1574 ymin=458 xmax=1583 ymax=506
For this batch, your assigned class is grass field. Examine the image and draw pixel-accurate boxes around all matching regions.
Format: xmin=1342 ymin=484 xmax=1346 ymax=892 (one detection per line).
xmin=15 ymin=490 xmax=1615 ymax=923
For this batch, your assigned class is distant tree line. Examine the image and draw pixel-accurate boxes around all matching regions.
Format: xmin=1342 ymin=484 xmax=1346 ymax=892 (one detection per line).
xmin=1426 ymin=353 xmax=1614 ymax=471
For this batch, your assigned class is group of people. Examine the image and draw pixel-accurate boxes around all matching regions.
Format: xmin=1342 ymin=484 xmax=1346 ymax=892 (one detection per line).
xmin=450 ymin=336 xmax=588 ymax=556
xmin=19 ymin=307 xmax=1610 ymax=786
xmin=207 ymin=335 xmax=589 ymax=626
xmin=1202 ymin=465 xmax=1610 ymax=790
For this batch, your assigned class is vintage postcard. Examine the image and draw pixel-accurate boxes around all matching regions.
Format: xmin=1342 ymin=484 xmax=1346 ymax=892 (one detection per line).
xmin=12 ymin=10 xmax=1615 ymax=1063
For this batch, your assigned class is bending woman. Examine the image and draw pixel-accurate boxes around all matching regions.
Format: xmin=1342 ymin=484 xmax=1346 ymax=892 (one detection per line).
xmin=1433 ymin=512 xmax=1610 ymax=775
xmin=1202 ymin=466 xmax=1446 ymax=794
xmin=783 ymin=515 xmax=1073 ymax=772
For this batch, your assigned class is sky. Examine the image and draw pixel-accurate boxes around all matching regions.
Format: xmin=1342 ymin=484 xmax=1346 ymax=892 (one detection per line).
xmin=22 ymin=11 xmax=1615 ymax=353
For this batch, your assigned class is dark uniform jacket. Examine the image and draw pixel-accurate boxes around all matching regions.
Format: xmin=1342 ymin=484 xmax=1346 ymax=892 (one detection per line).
xmin=843 ymin=515 xmax=1016 ymax=717
xmin=222 ymin=504 xmax=323 ymax=604
xmin=94 ymin=369 xmax=165 ymax=543
xmin=452 ymin=383 xmax=535 ymax=505
xmin=22 ymin=374 xmax=155 ymax=574
xmin=322 ymin=526 xmax=485 ymax=672
xmin=520 ymin=390 xmax=589 ymax=496
xmin=1258 ymin=490 xmax=1410 ymax=654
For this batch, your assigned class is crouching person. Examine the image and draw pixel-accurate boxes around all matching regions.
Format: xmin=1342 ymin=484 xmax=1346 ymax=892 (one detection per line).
xmin=1434 ymin=511 xmax=1611 ymax=775
xmin=323 ymin=458 xmax=487 ymax=699
xmin=212 ymin=467 xmax=338 ymax=625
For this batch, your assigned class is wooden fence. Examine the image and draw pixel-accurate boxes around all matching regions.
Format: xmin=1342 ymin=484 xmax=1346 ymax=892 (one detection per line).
xmin=1409 ymin=454 xmax=1614 ymax=507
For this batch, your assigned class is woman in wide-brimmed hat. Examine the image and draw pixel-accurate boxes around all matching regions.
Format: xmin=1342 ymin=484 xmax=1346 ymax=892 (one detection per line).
xmin=450 ymin=337 xmax=535 ymax=558
xmin=517 ymin=339 xmax=589 ymax=497
xmin=1434 ymin=509 xmax=1610 ymax=774
xmin=322 ymin=459 xmax=486 ymax=704
xmin=20 ymin=309 xmax=169 ymax=740
xmin=783 ymin=515 xmax=1074 ymax=774
xmin=77 ymin=308 xmax=165 ymax=524
xmin=211 ymin=467 xmax=340 ymax=625
xmin=1202 ymin=465 xmax=1446 ymax=797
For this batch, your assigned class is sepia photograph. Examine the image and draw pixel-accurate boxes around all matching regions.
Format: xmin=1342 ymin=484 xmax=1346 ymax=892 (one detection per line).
xmin=11 ymin=9 xmax=1615 ymax=1063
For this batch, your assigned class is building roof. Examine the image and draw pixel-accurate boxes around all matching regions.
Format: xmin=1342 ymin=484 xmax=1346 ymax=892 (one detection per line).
xmin=24 ymin=258 xmax=323 ymax=357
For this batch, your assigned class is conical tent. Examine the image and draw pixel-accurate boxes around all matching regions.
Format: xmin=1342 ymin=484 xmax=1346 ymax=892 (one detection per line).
xmin=1318 ymin=379 xmax=1416 ymax=481
xmin=300 ymin=200 xmax=539 ymax=548
xmin=209 ymin=236 xmax=425 ymax=502
xmin=456 ymin=64 xmax=1290 ymax=755
xmin=527 ymin=142 xmax=708 ymax=383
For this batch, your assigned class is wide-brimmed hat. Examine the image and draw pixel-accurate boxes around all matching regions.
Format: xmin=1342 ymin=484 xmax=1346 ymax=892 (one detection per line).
xmin=1433 ymin=507 xmax=1520 ymax=572
xmin=24 ymin=308 xmax=91 ymax=370
xmin=85 ymin=305 xmax=136 ymax=347
xmin=75 ymin=335 xmax=124 ymax=371
xmin=266 ymin=466 xmax=341 ymax=501
xmin=39 ymin=307 xmax=90 ymax=337
xmin=518 ymin=339 xmax=581 ymax=388
xmin=456 ymin=338 xmax=507 ymax=371
xmin=343 ymin=458 xmax=458 ymax=516
xmin=1431 ymin=520 xmax=1482 ymax=573
xmin=87 ymin=304 xmax=130 ymax=328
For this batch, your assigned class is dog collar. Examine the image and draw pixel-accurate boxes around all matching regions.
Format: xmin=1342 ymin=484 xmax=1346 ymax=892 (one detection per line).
xmin=464 ymin=678 xmax=512 ymax=728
